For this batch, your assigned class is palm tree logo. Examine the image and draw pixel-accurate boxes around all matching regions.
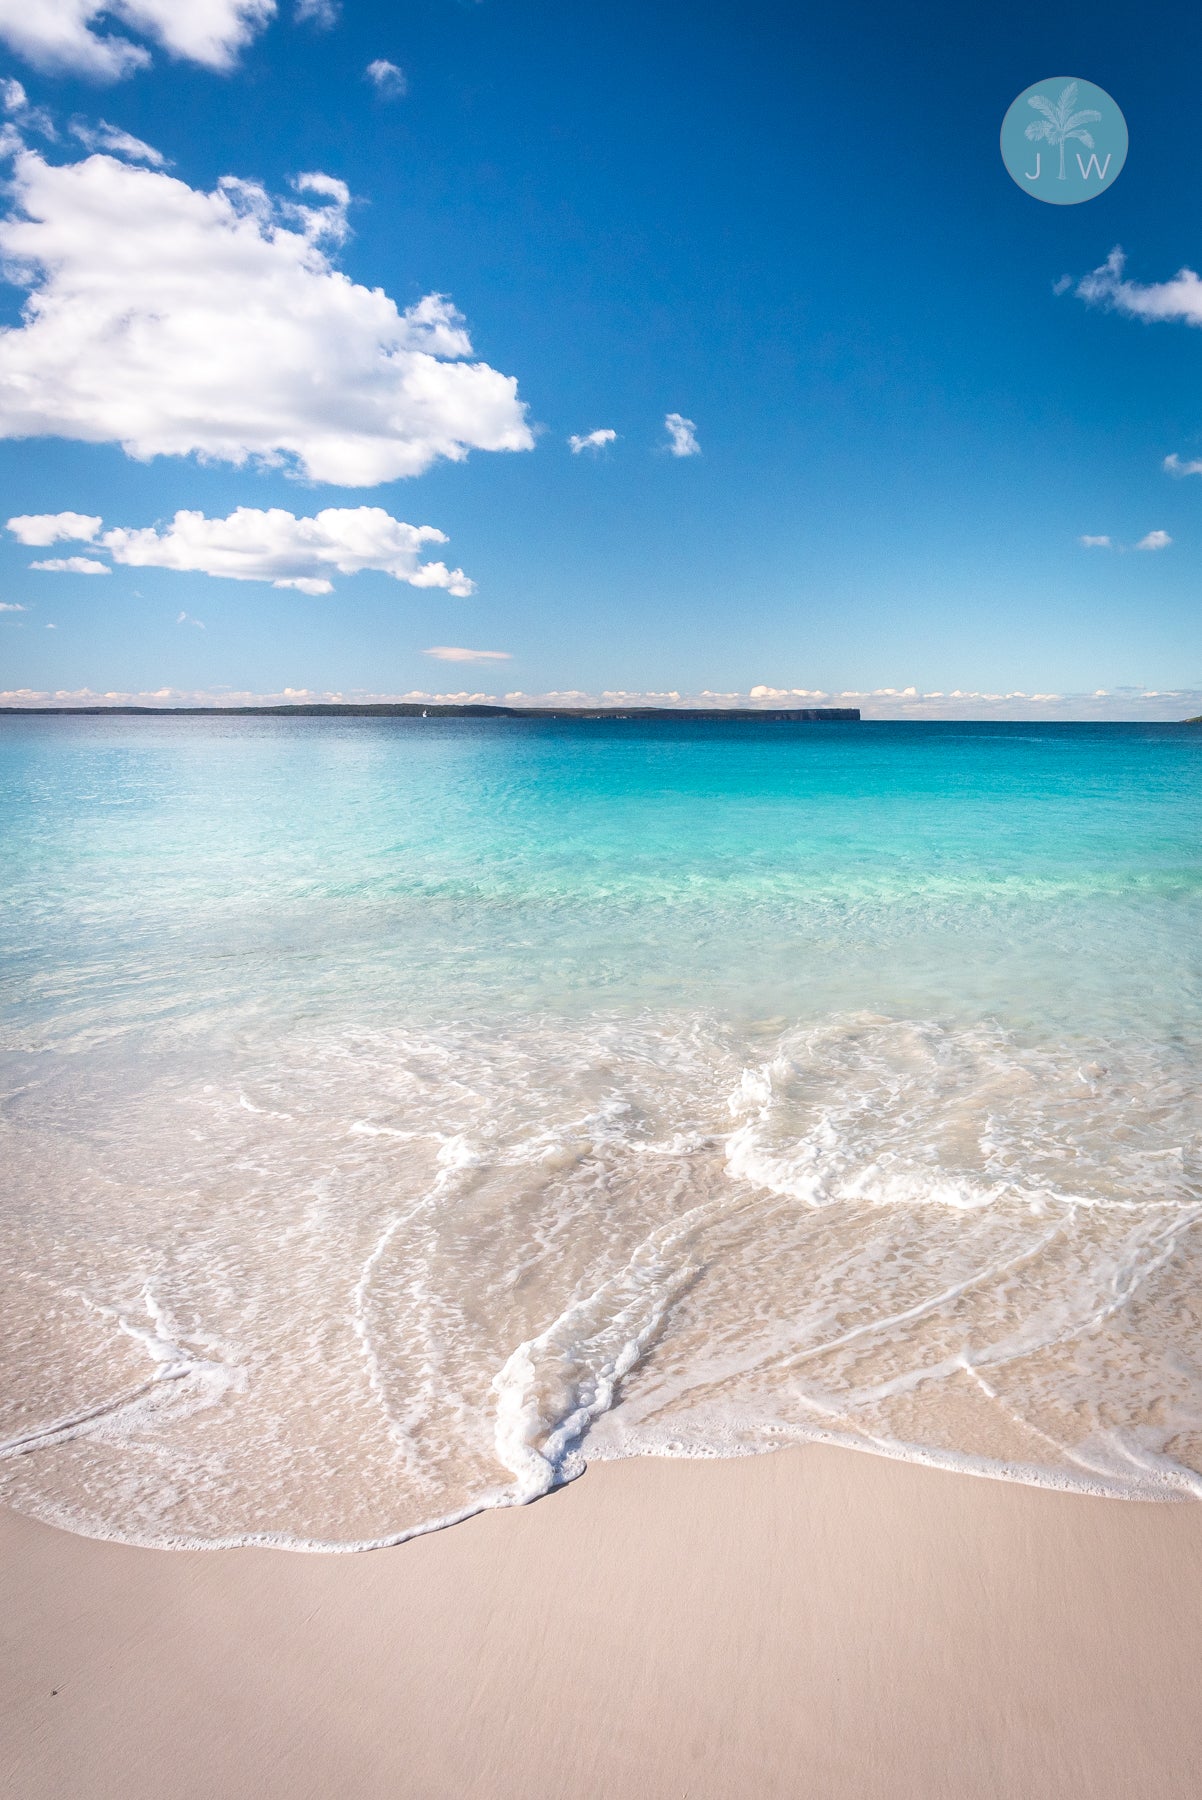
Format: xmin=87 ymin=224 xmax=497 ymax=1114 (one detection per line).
xmin=1024 ymin=81 xmax=1102 ymax=180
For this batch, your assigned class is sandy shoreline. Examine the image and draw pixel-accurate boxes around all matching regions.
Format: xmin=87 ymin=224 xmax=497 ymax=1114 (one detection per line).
xmin=4 ymin=1443 xmax=1202 ymax=1798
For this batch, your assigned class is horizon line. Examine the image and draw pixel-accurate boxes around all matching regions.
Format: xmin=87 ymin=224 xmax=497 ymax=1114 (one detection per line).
xmin=3 ymin=703 xmax=1200 ymax=726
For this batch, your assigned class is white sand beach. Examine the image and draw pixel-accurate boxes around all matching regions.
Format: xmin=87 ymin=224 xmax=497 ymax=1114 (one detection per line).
xmin=5 ymin=1444 xmax=1202 ymax=1799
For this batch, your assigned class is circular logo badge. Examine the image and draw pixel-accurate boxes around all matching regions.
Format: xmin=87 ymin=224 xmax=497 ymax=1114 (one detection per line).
xmin=1001 ymin=77 xmax=1127 ymax=204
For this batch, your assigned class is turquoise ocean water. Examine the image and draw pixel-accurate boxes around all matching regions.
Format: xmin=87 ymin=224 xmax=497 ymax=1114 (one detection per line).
xmin=2 ymin=715 xmax=1201 ymax=1546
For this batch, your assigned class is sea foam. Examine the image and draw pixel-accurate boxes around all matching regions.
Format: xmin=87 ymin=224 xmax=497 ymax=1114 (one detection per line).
xmin=2 ymin=715 xmax=1200 ymax=1546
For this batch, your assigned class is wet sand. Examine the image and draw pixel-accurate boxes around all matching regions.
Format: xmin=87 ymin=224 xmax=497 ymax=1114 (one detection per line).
xmin=3 ymin=1443 xmax=1202 ymax=1798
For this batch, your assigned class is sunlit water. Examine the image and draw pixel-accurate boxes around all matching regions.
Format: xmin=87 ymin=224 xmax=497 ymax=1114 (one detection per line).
xmin=2 ymin=715 xmax=1201 ymax=1547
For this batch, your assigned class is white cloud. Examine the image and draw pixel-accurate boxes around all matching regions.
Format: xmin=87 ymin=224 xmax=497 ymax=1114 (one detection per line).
xmin=423 ymin=646 xmax=512 ymax=662
xmin=31 ymin=555 xmax=109 ymax=572
xmin=69 ymin=118 xmax=164 ymax=164
xmin=2 ymin=684 xmax=1200 ymax=721
xmin=568 ymin=428 xmax=617 ymax=454
xmin=0 ymin=1 xmax=147 ymax=78
xmin=292 ymin=169 xmax=348 ymax=208
xmin=295 ymin=0 xmax=337 ymax=25
xmin=18 ymin=504 xmax=475 ymax=594
xmin=8 ymin=510 xmax=101 ymax=544
xmin=743 ymin=686 xmax=831 ymax=699
xmin=0 ymin=600 xmax=27 ymax=609
xmin=365 ymin=58 xmax=407 ymax=98
xmin=664 ymin=412 xmax=700 ymax=457
xmin=1164 ymin=453 xmax=1202 ymax=478
xmin=2 ymin=78 xmax=54 ymax=137
xmin=0 ymin=147 xmax=533 ymax=484
xmin=1079 ymin=529 xmax=1173 ymax=552
xmin=176 ymin=610 xmax=204 ymax=627
xmin=0 ymin=0 xmax=275 ymax=78
xmin=1077 ymin=248 xmax=1202 ymax=325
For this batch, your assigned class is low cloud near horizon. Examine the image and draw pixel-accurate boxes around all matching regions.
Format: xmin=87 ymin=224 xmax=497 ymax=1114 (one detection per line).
xmin=3 ymin=684 xmax=1196 ymax=723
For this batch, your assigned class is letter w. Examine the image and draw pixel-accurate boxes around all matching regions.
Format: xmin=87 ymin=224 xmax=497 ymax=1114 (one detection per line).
xmin=1076 ymin=152 xmax=1112 ymax=181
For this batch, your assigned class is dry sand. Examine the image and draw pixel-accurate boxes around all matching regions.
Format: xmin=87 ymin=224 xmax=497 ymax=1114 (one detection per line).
xmin=4 ymin=1443 xmax=1202 ymax=1799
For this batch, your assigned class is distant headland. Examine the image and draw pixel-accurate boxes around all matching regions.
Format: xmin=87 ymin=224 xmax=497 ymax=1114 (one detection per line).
xmin=1 ymin=703 xmax=862 ymax=722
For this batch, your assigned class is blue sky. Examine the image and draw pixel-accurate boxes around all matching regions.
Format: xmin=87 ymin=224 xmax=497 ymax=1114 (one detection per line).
xmin=0 ymin=0 xmax=1199 ymax=717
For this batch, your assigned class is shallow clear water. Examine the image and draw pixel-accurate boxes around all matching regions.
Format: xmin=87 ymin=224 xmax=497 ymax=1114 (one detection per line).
xmin=2 ymin=715 xmax=1201 ymax=1546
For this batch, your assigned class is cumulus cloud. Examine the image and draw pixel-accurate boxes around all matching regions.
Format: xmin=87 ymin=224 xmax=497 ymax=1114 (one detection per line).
xmin=0 ymin=599 xmax=27 ymax=610
xmin=8 ymin=504 xmax=476 ymax=594
xmin=0 ymin=0 xmax=276 ymax=78
xmin=1077 ymin=248 xmax=1202 ymax=325
xmin=31 ymin=555 xmax=109 ymax=572
xmin=365 ymin=58 xmax=407 ymax=98
xmin=568 ymin=427 xmax=617 ymax=454
xmin=69 ymin=118 xmax=164 ymax=164
xmin=664 ymin=412 xmax=700 ymax=457
xmin=0 ymin=1 xmax=147 ymax=78
xmin=1135 ymin=529 xmax=1172 ymax=551
xmin=423 ymin=646 xmax=511 ymax=662
xmin=1164 ymin=453 xmax=1202 ymax=478
xmin=8 ymin=511 xmax=101 ymax=544
xmin=748 ymin=686 xmax=835 ymax=699
xmin=1079 ymin=535 xmax=1112 ymax=548
xmin=0 ymin=146 xmax=533 ymax=484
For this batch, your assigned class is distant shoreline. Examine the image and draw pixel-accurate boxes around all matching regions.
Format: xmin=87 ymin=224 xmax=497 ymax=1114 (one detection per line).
xmin=2 ymin=707 xmax=1199 ymax=722
xmin=0 ymin=703 xmax=862 ymax=721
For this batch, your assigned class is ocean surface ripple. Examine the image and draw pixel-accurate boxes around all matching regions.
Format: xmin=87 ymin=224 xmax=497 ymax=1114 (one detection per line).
xmin=2 ymin=716 xmax=1201 ymax=1546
